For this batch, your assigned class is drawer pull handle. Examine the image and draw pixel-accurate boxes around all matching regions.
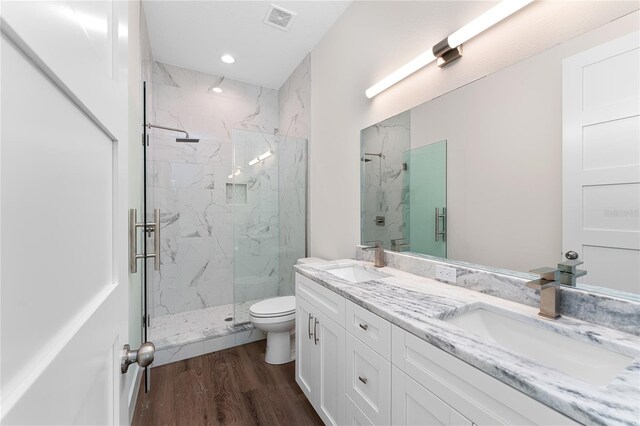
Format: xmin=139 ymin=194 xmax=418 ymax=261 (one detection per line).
xmin=358 ymin=376 xmax=368 ymax=384
xmin=314 ymin=318 xmax=319 ymax=345
xmin=308 ymin=313 xmax=313 ymax=339
xmin=358 ymin=323 xmax=368 ymax=331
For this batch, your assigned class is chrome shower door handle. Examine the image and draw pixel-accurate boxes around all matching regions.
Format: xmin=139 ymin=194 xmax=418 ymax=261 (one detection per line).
xmin=435 ymin=207 xmax=446 ymax=242
xmin=129 ymin=208 xmax=161 ymax=273
xmin=153 ymin=208 xmax=161 ymax=271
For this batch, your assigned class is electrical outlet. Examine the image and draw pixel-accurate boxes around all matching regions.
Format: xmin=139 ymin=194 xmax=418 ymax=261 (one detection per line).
xmin=436 ymin=265 xmax=457 ymax=283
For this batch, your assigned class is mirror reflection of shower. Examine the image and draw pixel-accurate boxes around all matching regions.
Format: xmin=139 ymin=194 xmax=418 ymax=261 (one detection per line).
xmin=146 ymin=123 xmax=200 ymax=143
xmin=362 ymin=152 xmax=384 ymax=185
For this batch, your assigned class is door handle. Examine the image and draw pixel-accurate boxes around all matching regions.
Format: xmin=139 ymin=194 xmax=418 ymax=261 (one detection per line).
xmin=308 ymin=313 xmax=313 ymax=339
xmin=435 ymin=207 xmax=446 ymax=242
xmin=313 ymin=318 xmax=319 ymax=345
xmin=121 ymin=342 xmax=155 ymax=373
xmin=129 ymin=208 xmax=161 ymax=272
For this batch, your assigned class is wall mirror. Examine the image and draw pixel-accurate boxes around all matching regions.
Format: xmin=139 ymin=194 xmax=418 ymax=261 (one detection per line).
xmin=360 ymin=13 xmax=640 ymax=298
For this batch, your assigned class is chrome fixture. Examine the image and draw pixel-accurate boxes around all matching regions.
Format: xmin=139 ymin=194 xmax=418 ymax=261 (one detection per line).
xmin=391 ymin=238 xmax=411 ymax=252
xmin=375 ymin=216 xmax=385 ymax=226
xmin=146 ymin=123 xmax=200 ymax=143
xmin=129 ymin=208 xmax=161 ymax=273
xmin=435 ymin=207 xmax=447 ymax=241
xmin=527 ymin=251 xmax=588 ymax=319
xmin=365 ymin=0 xmax=534 ymax=98
xmin=364 ymin=152 xmax=384 ymax=159
xmin=121 ymin=342 xmax=155 ymax=373
xmin=363 ymin=241 xmax=386 ymax=268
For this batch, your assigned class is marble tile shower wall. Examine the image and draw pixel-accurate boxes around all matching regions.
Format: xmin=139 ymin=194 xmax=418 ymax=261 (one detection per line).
xmin=277 ymin=55 xmax=311 ymax=296
xmin=361 ymin=111 xmax=411 ymax=250
xmin=150 ymin=61 xmax=278 ymax=317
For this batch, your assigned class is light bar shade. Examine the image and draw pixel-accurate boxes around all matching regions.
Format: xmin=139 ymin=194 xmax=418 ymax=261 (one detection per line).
xmin=448 ymin=0 xmax=533 ymax=49
xmin=365 ymin=0 xmax=533 ymax=98
xmin=365 ymin=50 xmax=436 ymax=99
xmin=258 ymin=150 xmax=274 ymax=161
xmin=248 ymin=158 xmax=259 ymax=166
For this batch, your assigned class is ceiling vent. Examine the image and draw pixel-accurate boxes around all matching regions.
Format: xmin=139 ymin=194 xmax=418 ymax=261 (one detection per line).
xmin=264 ymin=4 xmax=296 ymax=31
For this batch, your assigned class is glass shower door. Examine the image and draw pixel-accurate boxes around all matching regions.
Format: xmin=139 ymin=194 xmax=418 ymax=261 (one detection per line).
xmin=407 ymin=140 xmax=447 ymax=258
xmin=231 ymin=129 xmax=308 ymax=325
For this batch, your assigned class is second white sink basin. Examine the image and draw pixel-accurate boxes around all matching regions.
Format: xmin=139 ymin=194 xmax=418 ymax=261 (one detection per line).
xmin=445 ymin=305 xmax=633 ymax=386
xmin=325 ymin=265 xmax=390 ymax=283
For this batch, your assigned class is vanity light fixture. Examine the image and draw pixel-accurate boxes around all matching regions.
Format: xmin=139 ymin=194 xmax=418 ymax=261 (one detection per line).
xmin=365 ymin=0 xmax=533 ymax=99
xmin=258 ymin=150 xmax=274 ymax=161
xmin=221 ymin=54 xmax=235 ymax=64
xmin=249 ymin=150 xmax=274 ymax=166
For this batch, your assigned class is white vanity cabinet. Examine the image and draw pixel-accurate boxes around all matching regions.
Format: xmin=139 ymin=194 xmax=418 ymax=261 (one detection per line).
xmin=295 ymin=275 xmax=346 ymax=426
xmin=295 ymin=273 xmax=579 ymax=426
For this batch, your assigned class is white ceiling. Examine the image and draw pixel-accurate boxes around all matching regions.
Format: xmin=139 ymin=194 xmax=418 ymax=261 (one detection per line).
xmin=143 ymin=1 xmax=351 ymax=89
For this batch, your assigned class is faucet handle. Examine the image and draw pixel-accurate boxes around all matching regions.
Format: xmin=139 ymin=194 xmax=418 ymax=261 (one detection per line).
xmin=529 ymin=267 xmax=558 ymax=281
xmin=527 ymin=267 xmax=558 ymax=290
xmin=557 ymin=259 xmax=584 ymax=274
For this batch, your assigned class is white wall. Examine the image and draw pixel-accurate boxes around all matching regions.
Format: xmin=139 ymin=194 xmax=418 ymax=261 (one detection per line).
xmin=410 ymin=11 xmax=640 ymax=273
xmin=309 ymin=1 xmax=640 ymax=260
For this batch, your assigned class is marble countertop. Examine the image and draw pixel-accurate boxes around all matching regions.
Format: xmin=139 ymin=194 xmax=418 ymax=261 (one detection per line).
xmin=294 ymin=259 xmax=640 ymax=426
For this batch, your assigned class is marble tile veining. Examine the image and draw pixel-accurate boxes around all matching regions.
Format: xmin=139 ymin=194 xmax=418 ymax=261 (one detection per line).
xmin=295 ymin=259 xmax=640 ymax=426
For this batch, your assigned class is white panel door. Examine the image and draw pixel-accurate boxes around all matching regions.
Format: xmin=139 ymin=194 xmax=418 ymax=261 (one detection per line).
xmin=563 ymin=31 xmax=640 ymax=294
xmin=1 ymin=1 xmax=130 ymax=424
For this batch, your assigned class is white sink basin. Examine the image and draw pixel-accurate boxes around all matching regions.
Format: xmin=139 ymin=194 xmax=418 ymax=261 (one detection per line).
xmin=325 ymin=265 xmax=390 ymax=283
xmin=445 ymin=306 xmax=633 ymax=386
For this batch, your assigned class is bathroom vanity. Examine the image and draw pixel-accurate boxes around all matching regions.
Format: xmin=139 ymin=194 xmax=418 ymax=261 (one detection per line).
xmin=294 ymin=259 xmax=640 ymax=426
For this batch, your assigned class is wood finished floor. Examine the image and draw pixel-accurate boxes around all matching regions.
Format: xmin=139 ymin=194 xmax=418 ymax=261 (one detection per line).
xmin=132 ymin=341 xmax=323 ymax=426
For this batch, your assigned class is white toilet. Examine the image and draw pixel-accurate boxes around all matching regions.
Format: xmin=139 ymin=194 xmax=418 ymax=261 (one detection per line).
xmin=249 ymin=296 xmax=296 ymax=365
xmin=250 ymin=259 xmax=325 ymax=364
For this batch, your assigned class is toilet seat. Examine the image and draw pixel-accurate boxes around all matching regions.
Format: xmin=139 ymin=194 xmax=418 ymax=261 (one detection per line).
xmin=249 ymin=296 xmax=295 ymax=318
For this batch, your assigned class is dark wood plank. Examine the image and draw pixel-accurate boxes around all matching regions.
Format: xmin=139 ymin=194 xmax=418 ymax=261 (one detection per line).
xmin=132 ymin=341 xmax=322 ymax=426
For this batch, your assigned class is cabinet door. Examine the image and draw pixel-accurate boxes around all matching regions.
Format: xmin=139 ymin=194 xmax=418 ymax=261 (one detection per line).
xmin=346 ymin=395 xmax=375 ymax=426
xmin=317 ymin=311 xmax=346 ymax=426
xmin=296 ymin=297 xmax=318 ymax=404
xmin=392 ymin=366 xmax=472 ymax=426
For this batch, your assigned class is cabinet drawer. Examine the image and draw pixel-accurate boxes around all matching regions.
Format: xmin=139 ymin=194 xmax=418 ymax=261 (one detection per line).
xmin=346 ymin=332 xmax=391 ymax=425
xmin=296 ymin=273 xmax=345 ymax=325
xmin=345 ymin=300 xmax=391 ymax=360
xmin=345 ymin=395 xmax=374 ymax=426
xmin=391 ymin=326 xmax=579 ymax=425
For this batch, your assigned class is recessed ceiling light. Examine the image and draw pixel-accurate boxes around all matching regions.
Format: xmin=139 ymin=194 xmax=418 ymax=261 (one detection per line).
xmin=211 ymin=87 xmax=223 ymax=93
xmin=221 ymin=54 xmax=235 ymax=64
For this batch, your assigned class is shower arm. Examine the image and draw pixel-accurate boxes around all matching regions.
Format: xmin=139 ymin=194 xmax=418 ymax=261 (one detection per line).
xmin=146 ymin=123 xmax=190 ymax=138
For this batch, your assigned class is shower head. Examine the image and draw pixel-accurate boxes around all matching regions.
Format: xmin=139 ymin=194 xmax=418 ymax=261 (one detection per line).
xmin=147 ymin=123 xmax=199 ymax=143
xmin=361 ymin=158 xmax=372 ymax=162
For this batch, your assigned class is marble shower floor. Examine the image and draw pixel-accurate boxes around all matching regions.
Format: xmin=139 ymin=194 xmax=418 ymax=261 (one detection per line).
xmin=149 ymin=300 xmax=260 ymax=349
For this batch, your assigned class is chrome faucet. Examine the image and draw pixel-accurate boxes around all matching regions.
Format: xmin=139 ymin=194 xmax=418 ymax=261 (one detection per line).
xmin=362 ymin=241 xmax=386 ymax=268
xmin=527 ymin=251 xmax=587 ymax=319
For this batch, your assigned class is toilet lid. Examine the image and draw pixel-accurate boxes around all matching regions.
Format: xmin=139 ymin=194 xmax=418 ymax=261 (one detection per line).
xmin=250 ymin=296 xmax=296 ymax=318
